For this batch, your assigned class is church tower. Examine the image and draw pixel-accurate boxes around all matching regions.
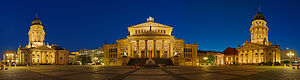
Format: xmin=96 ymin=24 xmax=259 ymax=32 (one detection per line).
xmin=250 ymin=8 xmax=269 ymax=45
xmin=28 ymin=14 xmax=45 ymax=48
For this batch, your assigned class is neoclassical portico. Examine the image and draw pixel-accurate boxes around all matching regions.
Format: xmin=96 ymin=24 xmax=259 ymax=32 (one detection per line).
xmin=104 ymin=17 xmax=198 ymax=66
xmin=16 ymin=15 xmax=69 ymax=65
xmin=238 ymin=9 xmax=281 ymax=64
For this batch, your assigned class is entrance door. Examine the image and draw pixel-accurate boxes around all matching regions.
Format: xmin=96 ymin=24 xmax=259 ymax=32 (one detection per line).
xmin=156 ymin=51 xmax=160 ymax=58
xmin=164 ymin=51 xmax=168 ymax=58
xmin=134 ymin=51 xmax=139 ymax=58
xmin=141 ymin=51 xmax=145 ymax=58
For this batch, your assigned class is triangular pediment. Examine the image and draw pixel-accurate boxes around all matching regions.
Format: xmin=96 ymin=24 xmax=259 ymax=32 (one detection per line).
xmin=130 ymin=22 xmax=171 ymax=28
xmin=32 ymin=46 xmax=55 ymax=50
xmin=239 ymin=43 xmax=266 ymax=50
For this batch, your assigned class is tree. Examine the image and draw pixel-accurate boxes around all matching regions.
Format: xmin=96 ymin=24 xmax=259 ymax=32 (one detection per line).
xmin=206 ymin=55 xmax=216 ymax=64
xmin=81 ymin=56 xmax=92 ymax=65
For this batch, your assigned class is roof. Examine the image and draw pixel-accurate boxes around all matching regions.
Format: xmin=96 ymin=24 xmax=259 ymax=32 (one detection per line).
xmin=222 ymin=47 xmax=238 ymax=55
xmin=130 ymin=21 xmax=171 ymax=28
xmin=52 ymin=45 xmax=64 ymax=50
xmin=198 ymin=50 xmax=222 ymax=55
xmin=33 ymin=46 xmax=54 ymax=50
xmin=32 ymin=17 xmax=42 ymax=25
xmin=253 ymin=12 xmax=265 ymax=21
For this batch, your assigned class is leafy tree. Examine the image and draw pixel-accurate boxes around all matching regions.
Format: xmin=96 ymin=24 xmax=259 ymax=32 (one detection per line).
xmin=81 ymin=56 xmax=92 ymax=65
xmin=206 ymin=55 xmax=216 ymax=64
xmin=282 ymin=60 xmax=290 ymax=64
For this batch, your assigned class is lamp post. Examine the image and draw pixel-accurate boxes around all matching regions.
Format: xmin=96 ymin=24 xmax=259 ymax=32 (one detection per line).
xmin=287 ymin=52 xmax=295 ymax=67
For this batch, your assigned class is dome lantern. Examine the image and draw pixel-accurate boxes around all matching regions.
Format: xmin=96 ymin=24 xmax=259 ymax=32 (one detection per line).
xmin=253 ymin=8 xmax=266 ymax=21
xmin=31 ymin=13 xmax=42 ymax=25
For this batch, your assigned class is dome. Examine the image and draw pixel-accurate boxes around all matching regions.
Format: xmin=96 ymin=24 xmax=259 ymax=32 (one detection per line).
xmin=253 ymin=12 xmax=265 ymax=21
xmin=32 ymin=14 xmax=42 ymax=25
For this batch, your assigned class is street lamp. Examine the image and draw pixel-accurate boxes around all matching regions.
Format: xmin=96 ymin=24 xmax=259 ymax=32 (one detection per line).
xmin=203 ymin=57 xmax=208 ymax=60
xmin=287 ymin=52 xmax=295 ymax=67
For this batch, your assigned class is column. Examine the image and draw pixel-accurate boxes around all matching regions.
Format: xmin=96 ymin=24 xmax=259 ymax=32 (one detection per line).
xmin=264 ymin=51 xmax=267 ymax=63
xmin=252 ymin=50 xmax=255 ymax=63
xmin=162 ymin=40 xmax=165 ymax=58
xmin=145 ymin=40 xmax=148 ymax=58
xmin=170 ymin=41 xmax=173 ymax=58
xmin=238 ymin=51 xmax=241 ymax=63
xmin=42 ymin=51 xmax=44 ymax=64
xmin=36 ymin=51 xmax=38 ymax=64
xmin=153 ymin=40 xmax=156 ymax=58
xmin=129 ymin=41 xmax=132 ymax=58
xmin=137 ymin=40 xmax=140 ymax=58
xmin=243 ymin=51 xmax=246 ymax=63
xmin=257 ymin=49 xmax=261 ymax=63
xmin=46 ymin=52 xmax=49 ymax=64
xmin=168 ymin=42 xmax=171 ymax=58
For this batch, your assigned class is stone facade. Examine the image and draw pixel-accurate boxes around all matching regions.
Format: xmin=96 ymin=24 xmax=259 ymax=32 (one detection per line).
xmin=77 ymin=47 xmax=104 ymax=65
xmin=2 ymin=51 xmax=17 ymax=66
xmin=103 ymin=17 xmax=198 ymax=66
xmin=222 ymin=47 xmax=238 ymax=65
xmin=198 ymin=50 xmax=224 ymax=65
xmin=16 ymin=15 xmax=69 ymax=65
xmin=281 ymin=48 xmax=298 ymax=62
xmin=238 ymin=9 xmax=281 ymax=64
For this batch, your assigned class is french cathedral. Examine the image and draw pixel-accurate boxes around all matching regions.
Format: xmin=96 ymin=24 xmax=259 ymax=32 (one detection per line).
xmin=16 ymin=15 xmax=69 ymax=65
xmin=238 ymin=9 xmax=281 ymax=64
xmin=103 ymin=17 xmax=198 ymax=66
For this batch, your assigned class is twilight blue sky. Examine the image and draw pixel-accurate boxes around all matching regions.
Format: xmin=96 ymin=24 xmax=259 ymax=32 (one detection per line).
xmin=0 ymin=0 xmax=299 ymax=57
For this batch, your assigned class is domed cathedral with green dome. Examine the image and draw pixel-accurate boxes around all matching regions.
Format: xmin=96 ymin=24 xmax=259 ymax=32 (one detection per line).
xmin=16 ymin=14 xmax=69 ymax=65
xmin=237 ymin=8 xmax=281 ymax=65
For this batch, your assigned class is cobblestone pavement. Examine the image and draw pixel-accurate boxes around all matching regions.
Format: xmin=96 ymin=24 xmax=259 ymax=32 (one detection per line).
xmin=0 ymin=65 xmax=299 ymax=80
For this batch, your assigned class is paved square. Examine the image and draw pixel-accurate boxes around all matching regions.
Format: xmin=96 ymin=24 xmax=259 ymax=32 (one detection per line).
xmin=0 ymin=65 xmax=299 ymax=80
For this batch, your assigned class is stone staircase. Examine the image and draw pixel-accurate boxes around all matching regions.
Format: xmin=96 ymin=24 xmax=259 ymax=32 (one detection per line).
xmin=127 ymin=58 xmax=148 ymax=66
xmin=152 ymin=58 xmax=173 ymax=66
xmin=127 ymin=58 xmax=173 ymax=66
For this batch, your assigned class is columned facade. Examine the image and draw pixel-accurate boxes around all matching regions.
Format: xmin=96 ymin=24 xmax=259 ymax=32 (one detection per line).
xmin=103 ymin=17 xmax=198 ymax=66
xmin=16 ymin=15 xmax=69 ymax=65
xmin=238 ymin=9 xmax=281 ymax=64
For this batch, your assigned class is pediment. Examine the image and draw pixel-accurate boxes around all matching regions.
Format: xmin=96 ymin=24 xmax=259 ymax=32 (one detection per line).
xmin=130 ymin=22 xmax=171 ymax=28
xmin=239 ymin=43 xmax=265 ymax=50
